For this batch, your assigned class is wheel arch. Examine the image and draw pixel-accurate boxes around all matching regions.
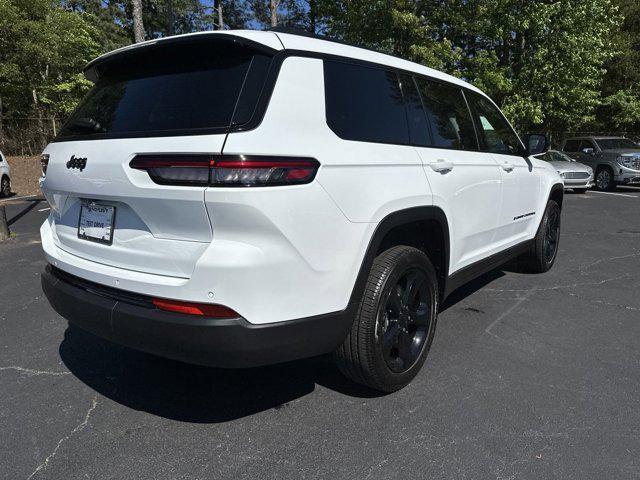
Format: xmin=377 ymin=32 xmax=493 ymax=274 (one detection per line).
xmin=348 ymin=206 xmax=450 ymax=304
xmin=549 ymin=182 xmax=564 ymax=208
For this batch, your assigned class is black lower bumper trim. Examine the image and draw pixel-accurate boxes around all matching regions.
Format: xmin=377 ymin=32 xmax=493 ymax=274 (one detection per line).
xmin=42 ymin=266 xmax=354 ymax=368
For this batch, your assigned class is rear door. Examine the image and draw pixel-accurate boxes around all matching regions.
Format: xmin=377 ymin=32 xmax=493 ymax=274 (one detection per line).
xmin=41 ymin=37 xmax=273 ymax=278
xmin=465 ymin=91 xmax=541 ymax=246
xmin=407 ymin=75 xmax=503 ymax=273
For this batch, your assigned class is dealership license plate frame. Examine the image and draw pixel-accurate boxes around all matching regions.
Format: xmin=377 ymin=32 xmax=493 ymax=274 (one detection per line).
xmin=77 ymin=201 xmax=116 ymax=245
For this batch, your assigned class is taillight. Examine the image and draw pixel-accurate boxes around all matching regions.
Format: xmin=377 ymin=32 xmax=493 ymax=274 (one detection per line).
xmin=152 ymin=298 xmax=239 ymax=318
xmin=130 ymin=154 xmax=320 ymax=187
xmin=41 ymin=154 xmax=50 ymax=176
xmin=129 ymin=155 xmax=213 ymax=186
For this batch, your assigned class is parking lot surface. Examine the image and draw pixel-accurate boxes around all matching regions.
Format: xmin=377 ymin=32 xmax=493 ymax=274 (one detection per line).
xmin=1 ymin=188 xmax=640 ymax=479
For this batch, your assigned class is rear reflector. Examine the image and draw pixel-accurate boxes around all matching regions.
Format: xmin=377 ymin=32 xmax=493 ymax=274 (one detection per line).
xmin=130 ymin=154 xmax=319 ymax=187
xmin=152 ymin=298 xmax=239 ymax=318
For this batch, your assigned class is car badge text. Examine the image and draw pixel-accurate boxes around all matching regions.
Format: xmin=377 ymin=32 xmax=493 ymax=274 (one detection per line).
xmin=67 ymin=155 xmax=87 ymax=171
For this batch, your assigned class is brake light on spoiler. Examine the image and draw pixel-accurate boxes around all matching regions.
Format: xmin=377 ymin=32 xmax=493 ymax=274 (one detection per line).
xmin=130 ymin=154 xmax=320 ymax=187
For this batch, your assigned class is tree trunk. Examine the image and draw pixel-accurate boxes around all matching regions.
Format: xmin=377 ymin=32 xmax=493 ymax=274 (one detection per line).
xmin=132 ymin=0 xmax=145 ymax=43
xmin=218 ymin=1 xmax=224 ymax=30
xmin=167 ymin=0 xmax=174 ymax=36
xmin=270 ymin=0 xmax=278 ymax=27
xmin=0 ymin=206 xmax=9 ymax=242
xmin=0 ymin=96 xmax=4 ymax=150
xmin=32 ymin=89 xmax=46 ymax=151
xmin=308 ymin=0 xmax=316 ymax=33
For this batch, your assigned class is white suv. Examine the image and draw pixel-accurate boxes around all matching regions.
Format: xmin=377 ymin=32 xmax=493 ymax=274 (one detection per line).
xmin=40 ymin=30 xmax=563 ymax=392
xmin=0 ymin=150 xmax=11 ymax=197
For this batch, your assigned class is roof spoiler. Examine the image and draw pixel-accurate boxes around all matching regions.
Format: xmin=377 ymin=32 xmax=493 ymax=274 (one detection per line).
xmin=83 ymin=33 xmax=279 ymax=83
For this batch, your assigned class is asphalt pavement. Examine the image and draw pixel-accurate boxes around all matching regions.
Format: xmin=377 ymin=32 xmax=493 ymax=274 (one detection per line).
xmin=1 ymin=188 xmax=640 ymax=479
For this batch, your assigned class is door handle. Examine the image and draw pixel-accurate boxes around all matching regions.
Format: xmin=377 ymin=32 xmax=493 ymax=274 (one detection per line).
xmin=501 ymin=161 xmax=514 ymax=172
xmin=429 ymin=159 xmax=454 ymax=173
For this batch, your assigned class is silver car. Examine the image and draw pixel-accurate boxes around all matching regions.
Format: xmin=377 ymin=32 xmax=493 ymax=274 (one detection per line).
xmin=561 ymin=136 xmax=640 ymax=191
xmin=535 ymin=150 xmax=593 ymax=193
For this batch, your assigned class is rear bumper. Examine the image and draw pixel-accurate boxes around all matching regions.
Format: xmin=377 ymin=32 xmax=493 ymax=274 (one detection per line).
xmin=42 ymin=265 xmax=354 ymax=368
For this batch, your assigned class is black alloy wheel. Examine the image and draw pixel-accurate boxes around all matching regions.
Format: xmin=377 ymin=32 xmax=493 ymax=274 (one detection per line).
xmin=378 ymin=268 xmax=431 ymax=373
xmin=543 ymin=207 xmax=560 ymax=264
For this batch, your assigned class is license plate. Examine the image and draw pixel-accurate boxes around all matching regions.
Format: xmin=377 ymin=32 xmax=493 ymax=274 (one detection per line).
xmin=78 ymin=202 xmax=115 ymax=245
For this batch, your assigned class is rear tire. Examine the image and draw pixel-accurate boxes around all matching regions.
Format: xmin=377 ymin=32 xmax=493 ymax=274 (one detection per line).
xmin=0 ymin=176 xmax=10 ymax=198
xmin=519 ymin=200 xmax=561 ymax=273
xmin=334 ymin=246 xmax=439 ymax=392
xmin=595 ymin=167 xmax=615 ymax=191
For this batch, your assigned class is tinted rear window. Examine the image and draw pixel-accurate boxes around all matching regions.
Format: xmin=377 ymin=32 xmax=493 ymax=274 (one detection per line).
xmin=58 ymin=42 xmax=270 ymax=139
xmin=324 ymin=61 xmax=409 ymax=145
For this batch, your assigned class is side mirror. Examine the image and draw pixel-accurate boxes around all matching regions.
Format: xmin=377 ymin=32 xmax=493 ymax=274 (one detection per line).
xmin=523 ymin=133 xmax=549 ymax=156
xmin=581 ymin=147 xmax=594 ymax=155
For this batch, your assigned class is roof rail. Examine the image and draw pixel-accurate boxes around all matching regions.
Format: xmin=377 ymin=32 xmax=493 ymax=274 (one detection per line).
xmin=268 ymin=26 xmax=388 ymax=58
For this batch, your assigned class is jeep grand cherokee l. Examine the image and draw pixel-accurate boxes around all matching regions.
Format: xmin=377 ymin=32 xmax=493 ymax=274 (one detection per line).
xmin=40 ymin=30 xmax=564 ymax=392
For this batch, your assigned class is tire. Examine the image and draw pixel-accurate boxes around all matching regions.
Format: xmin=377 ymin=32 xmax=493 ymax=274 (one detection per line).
xmin=595 ymin=167 xmax=615 ymax=191
xmin=573 ymin=188 xmax=588 ymax=194
xmin=519 ymin=200 xmax=561 ymax=273
xmin=334 ymin=246 xmax=439 ymax=392
xmin=0 ymin=176 xmax=10 ymax=198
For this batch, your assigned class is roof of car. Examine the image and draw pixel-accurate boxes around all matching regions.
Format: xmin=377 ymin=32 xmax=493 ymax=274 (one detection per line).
xmin=565 ymin=136 xmax=626 ymax=141
xmin=83 ymin=29 xmax=482 ymax=95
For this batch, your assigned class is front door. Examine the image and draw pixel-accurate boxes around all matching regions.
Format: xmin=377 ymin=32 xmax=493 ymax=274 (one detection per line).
xmin=465 ymin=91 xmax=541 ymax=247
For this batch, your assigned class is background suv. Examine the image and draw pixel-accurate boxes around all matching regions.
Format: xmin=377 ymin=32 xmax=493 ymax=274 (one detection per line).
xmin=561 ymin=136 xmax=640 ymax=191
xmin=40 ymin=30 xmax=564 ymax=392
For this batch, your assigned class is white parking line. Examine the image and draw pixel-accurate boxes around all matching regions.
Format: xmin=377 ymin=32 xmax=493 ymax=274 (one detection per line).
xmin=590 ymin=191 xmax=638 ymax=198
xmin=38 ymin=207 xmax=50 ymax=212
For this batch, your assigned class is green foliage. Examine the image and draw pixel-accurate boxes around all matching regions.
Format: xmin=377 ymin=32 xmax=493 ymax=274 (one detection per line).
xmin=0 ymin=0 xmax=638 ymax=151
xmin=0 ymin=0 xmax=102 ymax=119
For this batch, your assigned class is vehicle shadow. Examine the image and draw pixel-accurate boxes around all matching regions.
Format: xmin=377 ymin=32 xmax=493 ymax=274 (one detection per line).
xmin=7 ymin=198 xmax=42 ymax=226
xmin=59 ymin=266 xmax=509 ymax=423
xmin=59 ymin=325 xmax=381 ymax=424
xmin=440 ymin=269 xmax=506 ymax=312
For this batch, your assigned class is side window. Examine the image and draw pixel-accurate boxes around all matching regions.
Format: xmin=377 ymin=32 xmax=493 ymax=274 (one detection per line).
xmin=563 ymin=139 xmax=580 ymax=152
xmin=324 ymin=60 xmax=409 ymax=145
xmin=579 ymin=140 xmax=596 ymax=152
xmin=467 ymin=92 xmax=523 ymax=156
xmin=414 ymin=77 xmax=477 ymax=150
xmin=398 ymin=74 xmax=430 ymax=146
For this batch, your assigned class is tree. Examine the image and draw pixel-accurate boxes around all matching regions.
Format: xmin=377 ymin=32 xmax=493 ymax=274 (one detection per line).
xmin=0 ymin=0 xmax=102 ymax=150
xmin=598 ymin=0 xmax=640 ymax=131
xmin=132 ymin=0 xmax=145 ymax=42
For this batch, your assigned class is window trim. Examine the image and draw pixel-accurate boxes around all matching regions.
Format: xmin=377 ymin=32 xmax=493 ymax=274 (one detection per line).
xmin=52 ymin=46 xmax=518 ymax=149
xmin=322 ymin=56 xmax=489 ymax=152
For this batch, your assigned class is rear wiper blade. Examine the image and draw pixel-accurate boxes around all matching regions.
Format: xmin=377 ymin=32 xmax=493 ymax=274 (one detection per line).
xmin=68 ymin=117 xmax=105 ymax=133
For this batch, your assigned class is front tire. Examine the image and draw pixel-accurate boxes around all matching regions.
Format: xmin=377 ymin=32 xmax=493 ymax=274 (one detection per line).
xmin=519 ymin=200 xmax=561 ymax=273
xmin=595 ymin=167 xmax=615 ymax=191
xmin=334 ymin=246 xmax=439 ymax=392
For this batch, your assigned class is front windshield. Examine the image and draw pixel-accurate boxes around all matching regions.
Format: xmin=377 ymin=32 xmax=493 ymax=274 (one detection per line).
xmin=595 ymin=138 xmax=638 ymax=150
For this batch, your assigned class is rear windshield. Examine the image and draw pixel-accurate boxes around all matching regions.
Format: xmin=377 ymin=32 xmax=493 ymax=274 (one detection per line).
xmin=58 ymin=41 xmax=271 ymax=140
